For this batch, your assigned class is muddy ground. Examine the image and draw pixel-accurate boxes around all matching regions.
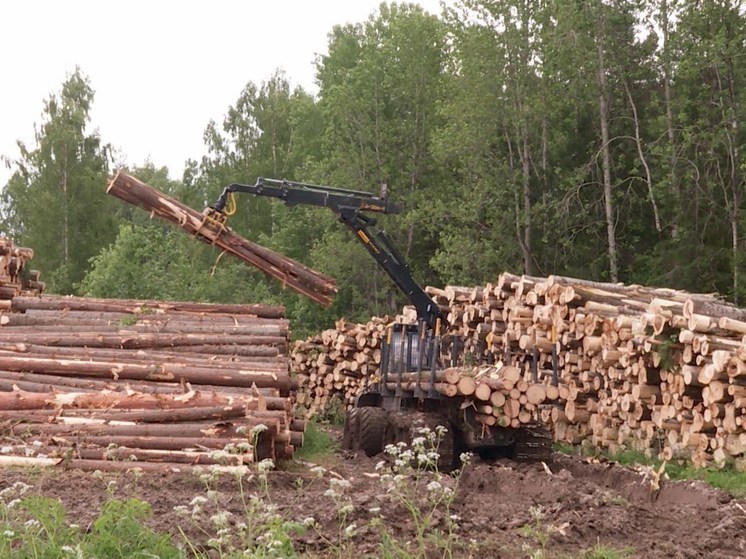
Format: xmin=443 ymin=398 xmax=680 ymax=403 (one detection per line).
xmin=1 ymin=440 xmax=745 ymax=558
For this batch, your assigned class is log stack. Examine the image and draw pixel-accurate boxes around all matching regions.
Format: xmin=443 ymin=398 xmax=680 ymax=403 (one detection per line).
xmin=0 ymin=295 xmax=304 ymax=472
xmin=291 ymin=317 xmax=388 ymax=416
xmin=0 ymin=238 xmax=44 ymax=300
xmin=291 ymin=273 xmax=746 ymax=468
xmin=422 ymin=274 xmax=746 ymax=467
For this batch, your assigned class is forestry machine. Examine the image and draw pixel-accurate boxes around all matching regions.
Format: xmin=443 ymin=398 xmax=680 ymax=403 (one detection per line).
xmin=207 ymin=178 xmax=551 ymax=470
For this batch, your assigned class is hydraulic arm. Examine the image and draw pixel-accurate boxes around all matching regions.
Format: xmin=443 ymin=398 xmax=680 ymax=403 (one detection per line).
xmin=209 ymin=178 xmax=445 ymax=331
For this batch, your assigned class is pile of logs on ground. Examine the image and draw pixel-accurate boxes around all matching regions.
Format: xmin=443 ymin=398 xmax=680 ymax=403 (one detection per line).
xmin=0 ymin=295 xmax=304 ymax=472
xmin=0 ymin=238 xmax=43 ymax=300
xmin=291 ymin=317 xmax=387 ymax=416
xmin=424 ymin=274 xmax=746 ymax=467
xmin=291 ymin=273 xmax=746 ymax=468
xmin=290 ymin=318 xmax=555 ymax=430
xmin=106 ymin=172 xmax=337 ymax=306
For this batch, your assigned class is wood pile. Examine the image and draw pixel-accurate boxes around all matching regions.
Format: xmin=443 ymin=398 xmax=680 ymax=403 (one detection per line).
xmin=0 ymin=238 xmax=44 ymax=300
xmin=291 ymin=317 xmax=388 ymax=416
xmin=0 ymin=295 xmax=304 ymax=472
xmin=289 ymin=315 xmax=554 ymax=429
xmin=291 ymin=273 xmax=746 ymax=468
xmin=106 ymin=171 xmax=337 ymax=306
xmin=424 ymin=273 xmax=746 ymax=467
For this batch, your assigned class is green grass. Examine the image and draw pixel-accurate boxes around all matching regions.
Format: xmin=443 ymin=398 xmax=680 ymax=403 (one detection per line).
xmin=0 ymin=494 xmax=181 ymax=559
xmin=294 ymin=421 xmax=338 ymax=461
xmin=555 ymin=444 xmax=746 ymax=498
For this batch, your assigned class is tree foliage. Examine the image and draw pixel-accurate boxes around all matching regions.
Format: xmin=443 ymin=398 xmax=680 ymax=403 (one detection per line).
xmin=4 ymin=1 xmax=746 ymax=331
xmin=1 ymin=68 xmax=117 ymax=293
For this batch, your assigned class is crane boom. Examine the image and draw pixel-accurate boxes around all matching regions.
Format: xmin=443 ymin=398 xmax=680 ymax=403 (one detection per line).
xmin=209 ymin=178 xmax=445 ymax=331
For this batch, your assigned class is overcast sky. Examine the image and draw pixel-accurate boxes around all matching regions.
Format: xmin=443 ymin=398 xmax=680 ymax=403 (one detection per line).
xmin=0 ymin=0 xmax=446 ymax=186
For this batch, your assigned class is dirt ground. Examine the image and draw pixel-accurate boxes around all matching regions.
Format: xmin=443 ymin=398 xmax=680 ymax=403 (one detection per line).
xmin=1 ymin=439 xmax=745 ymax=558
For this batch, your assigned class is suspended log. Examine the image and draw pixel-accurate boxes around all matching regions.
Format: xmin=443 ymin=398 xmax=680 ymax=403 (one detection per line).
xmin=106 ymin=172 xmax=337 ymax=305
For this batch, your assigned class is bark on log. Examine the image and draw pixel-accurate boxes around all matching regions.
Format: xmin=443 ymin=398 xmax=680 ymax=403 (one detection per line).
xmin=106 ymin=172 xmax=337 ymax=305
xmin=11 ymin=295 xmax=286 ymax=317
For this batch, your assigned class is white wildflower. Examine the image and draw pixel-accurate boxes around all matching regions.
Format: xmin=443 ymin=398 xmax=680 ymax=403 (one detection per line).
xmin=411 ymin=436 xmax=426 ymax=447
xmin=343 ymin=523 xmax=357 ymax=538
xmin=310 ymin=465 xmax=326 ymax=477
xmin=210 ymin=510 xmax=232 ymax=527
xmin=417 ymin=452 xmax=433 ymax=466
xmin=338 ymin=503 xmax=354 ymax=516
xmin=24 ymin=519 xmax=40 ymax=528
xmin=302 ymin=516 xmax=316 ymax=527
xmin=329 ymin=478 xmax=351 ymax=490
xmin=208 ymin=450 xmax=230 ymax=461
xmin=190 ymin=496 xmax=208 ymax=506
xmin=173 ymin=505 xmax=189 ymax=516
xmin=250 ymin=424 xmax=268 ymax=437
xmin=257 ymin=458 xmax=275 ymax=473
xmin=3 ymin=530 xmax=14 ymax=537
xmin=426 ymin=480 xmax=442 ymax=492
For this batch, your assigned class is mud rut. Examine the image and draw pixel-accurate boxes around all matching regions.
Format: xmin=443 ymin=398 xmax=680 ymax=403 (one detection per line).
xmin=0 ymin=446 xmax=744 ymax=558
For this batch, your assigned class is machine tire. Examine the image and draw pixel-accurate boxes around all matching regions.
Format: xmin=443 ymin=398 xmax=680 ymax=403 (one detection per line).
xmin=409 ymin=412 xmax=460 ymax=473
xmin=357 ymin=407 xmax=389 ymax=457
xmin=512 ymin=423 xmax=553 ymax=462
xmin=341 ymin=408 xmax=361 ymax=451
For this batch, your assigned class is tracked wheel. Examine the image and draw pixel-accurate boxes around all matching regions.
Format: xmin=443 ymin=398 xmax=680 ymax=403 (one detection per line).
xmin=512 ymin=424 xmax=553 ymax=462
xmin=341 ymin=407 xmax=361 ymax=451
xmin=405 ymin=412 xmax=460 ymax=473
xmin=357 ymin=407 xmax=389 ymax=457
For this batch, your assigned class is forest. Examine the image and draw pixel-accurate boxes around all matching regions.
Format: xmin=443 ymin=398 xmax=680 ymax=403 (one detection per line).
xmin=1 ymin=0 xmax=744 ymax=337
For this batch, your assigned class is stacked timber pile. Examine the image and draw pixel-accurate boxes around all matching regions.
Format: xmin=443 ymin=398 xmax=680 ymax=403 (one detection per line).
xmin=0 ymin=295 xmax=304 ymax=472
xmin=0 ymin=238 xmax=44 ymax=300
xmin=425 ymin=274 xmax=746 ymax=468
xmin=106 ymin=172 xmax=337 ymax=306
xmin=292 ymin=273 xmax=746 ymax=467
xmin=291 ymin=317 xmax=387 ymax=416
xmin=289 ymin=312 xmax=556 ymax=430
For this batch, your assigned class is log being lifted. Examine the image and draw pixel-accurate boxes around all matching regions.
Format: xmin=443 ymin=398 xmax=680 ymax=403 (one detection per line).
xmin=106 ymin=172 xmax=337 ymax=306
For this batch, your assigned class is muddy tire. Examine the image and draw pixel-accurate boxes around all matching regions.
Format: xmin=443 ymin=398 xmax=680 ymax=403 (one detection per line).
xmin=357 ymin=407 xmax=389 ymax=457
xmin=512 ymin=424 xmax=553 ymax=462
xmin=341 ymin=408 xmax=361 ymax=451
xmin=401 ymin=412 xmax=460 ymax=473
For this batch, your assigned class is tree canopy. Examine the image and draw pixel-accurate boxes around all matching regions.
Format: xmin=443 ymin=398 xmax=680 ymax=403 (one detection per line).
xmin=2 ymin=1 xmax=745 ymax=335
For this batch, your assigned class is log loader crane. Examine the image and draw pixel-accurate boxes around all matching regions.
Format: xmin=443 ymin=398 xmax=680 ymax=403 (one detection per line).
xmin=207 ymin=178 xmax=551 ymax=470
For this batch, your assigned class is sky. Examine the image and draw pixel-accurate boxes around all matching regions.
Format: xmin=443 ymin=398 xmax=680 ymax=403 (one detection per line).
xmin=0 ymin=0 xmax=446 ymax=186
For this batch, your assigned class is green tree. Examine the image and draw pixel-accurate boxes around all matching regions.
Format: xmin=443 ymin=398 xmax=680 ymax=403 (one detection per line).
xmin=0 ymin=68 xmax=117 ymax=293
xmin=313 ymin=2 xmax=448 ymax=317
